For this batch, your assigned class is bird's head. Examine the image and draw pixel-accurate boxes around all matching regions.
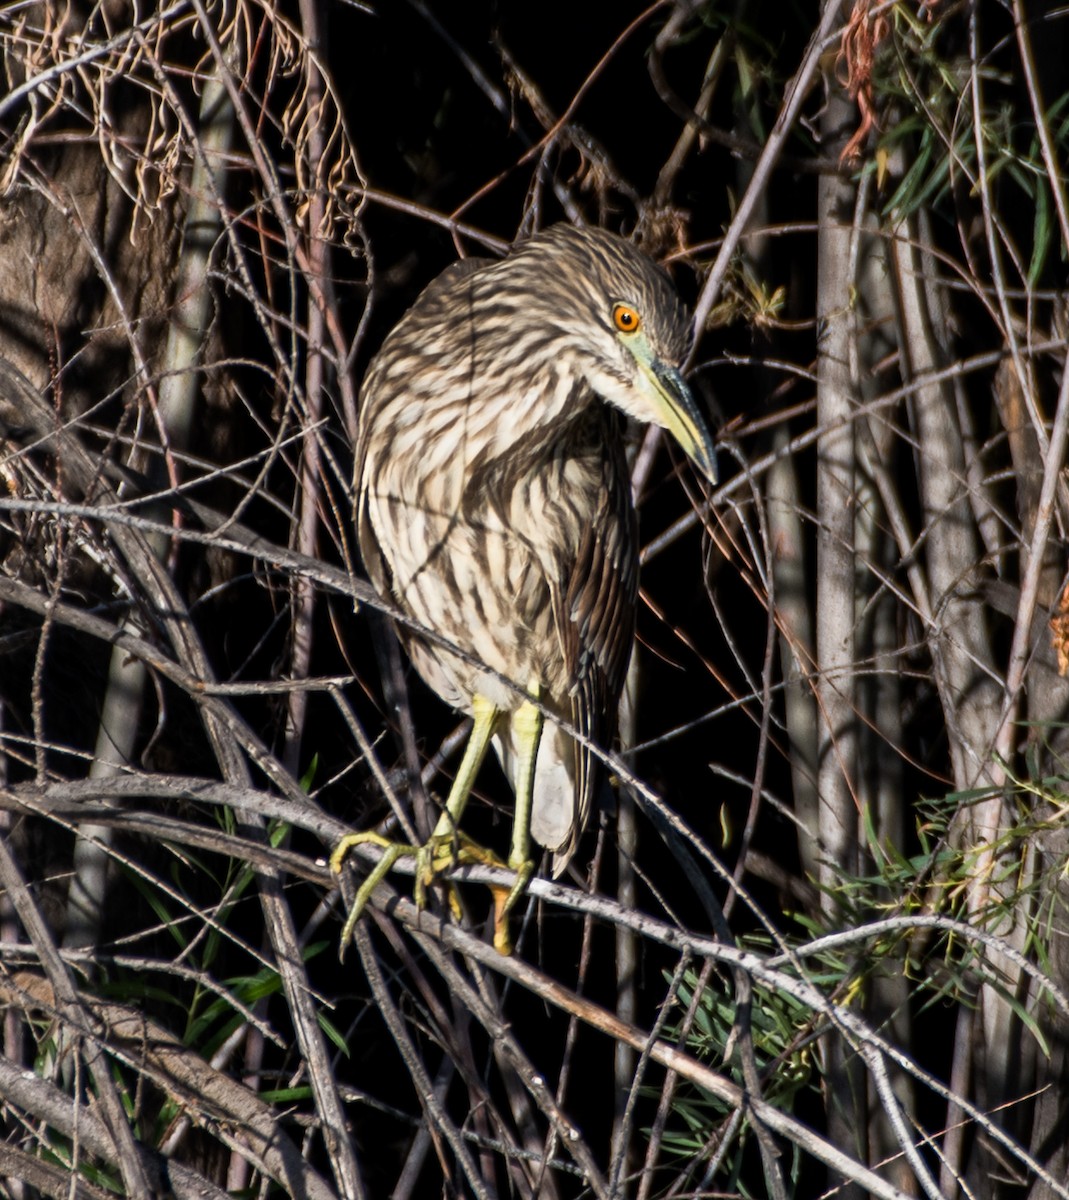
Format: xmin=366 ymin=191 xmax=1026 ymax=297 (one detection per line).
xmin=510 ymin=224 xmax=718 ymax=486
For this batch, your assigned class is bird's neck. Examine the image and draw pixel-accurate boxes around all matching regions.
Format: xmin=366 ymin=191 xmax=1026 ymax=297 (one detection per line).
xmin=468 ymin=371 xmax=591 ymax=467
xmin=462 ymin=396 xmax=617 ymax=511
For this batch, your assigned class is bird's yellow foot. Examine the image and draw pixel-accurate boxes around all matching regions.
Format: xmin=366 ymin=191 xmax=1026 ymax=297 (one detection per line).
xmin=414 ymin=831 xmax=509 ymax=920
xmin=331 ymin=830 xmax=534 ymax=956
xmin=435 ymin=839 xmax=535 ymax=956
xmin=492 ymin=859 xmax=534 ymax=955
xmin=330 ymin=829 xmax=484 ymax=948
xmin=331 ymin=831 xmax=420 ymax=954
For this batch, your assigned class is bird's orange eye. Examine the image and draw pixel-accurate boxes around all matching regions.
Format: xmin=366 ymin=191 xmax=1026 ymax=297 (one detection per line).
xmin=613 ymin=303 xmax=641 ymax=334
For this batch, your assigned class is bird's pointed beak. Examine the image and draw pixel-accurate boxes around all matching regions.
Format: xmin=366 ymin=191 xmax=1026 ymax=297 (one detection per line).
xmin=639 ymin=359 xmax=718 ymax=486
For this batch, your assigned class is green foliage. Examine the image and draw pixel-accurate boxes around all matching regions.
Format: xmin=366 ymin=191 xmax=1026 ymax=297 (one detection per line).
xmin=656 ymin=952 xmax=815 ymax=1185
xmin=869 ymin=5 xmax=1069 ymax=288
xmin=662 ymin=747 xmax=1069 ymax=1183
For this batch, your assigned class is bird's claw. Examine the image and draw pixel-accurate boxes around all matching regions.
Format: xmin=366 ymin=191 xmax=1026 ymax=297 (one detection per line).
xmin=414 ymin=831 xmax=479 ymax=911
xmin=331 ymin=830 xmax=534 ymax=956
xmin=331 ymin=832 xmax=418 ymax=957
xmin=488 ymin=857 xmax=534 ymax=956
xmin=330 ymin=830 xmax=413 ymax=876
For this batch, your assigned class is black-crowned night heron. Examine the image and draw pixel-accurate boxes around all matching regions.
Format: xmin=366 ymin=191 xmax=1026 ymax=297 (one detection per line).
xmin=333 ymin=223 xmax=717 ymax=953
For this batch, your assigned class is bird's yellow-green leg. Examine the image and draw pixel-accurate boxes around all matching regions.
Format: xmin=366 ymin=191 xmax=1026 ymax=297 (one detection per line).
xmin=331 ymin=690 xmax=545 ymax=956
xmin=489 ymin=687 xmax=542 ymax=955
xmin=329 ymin=696 xmax=500 ymax=950
xmin=415 ymin=693 xmax=500 ymax=907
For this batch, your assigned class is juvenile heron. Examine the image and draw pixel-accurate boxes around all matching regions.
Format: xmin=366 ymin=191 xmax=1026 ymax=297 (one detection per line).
xmin=333 ymin=223 xmax=717 ymax=953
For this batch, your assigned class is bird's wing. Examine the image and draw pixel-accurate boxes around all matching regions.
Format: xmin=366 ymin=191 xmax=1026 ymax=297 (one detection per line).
xmin=547 ymin=423 xmax=638 ymax=873
xmin=354 ymin=256 xmax=496 ymax=595
xmin=353 ymin=393 xmax=387 ymax=596
xmin=416 ymin=255 xmax=494 ymax=302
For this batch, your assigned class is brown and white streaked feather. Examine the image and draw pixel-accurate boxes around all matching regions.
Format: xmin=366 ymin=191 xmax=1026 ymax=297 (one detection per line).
xmin=354 ymin=224 xmax=691 ymax=875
